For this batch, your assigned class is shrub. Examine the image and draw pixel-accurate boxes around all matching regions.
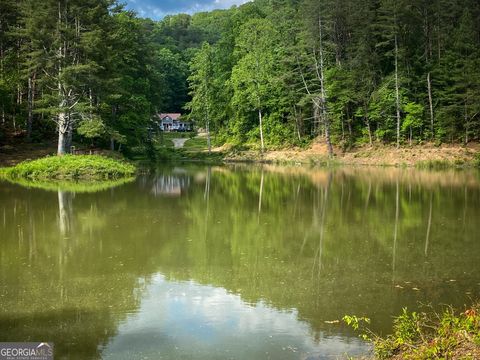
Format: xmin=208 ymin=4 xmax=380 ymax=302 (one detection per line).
xmin=1 ymin=155 xmax=136 ymax=180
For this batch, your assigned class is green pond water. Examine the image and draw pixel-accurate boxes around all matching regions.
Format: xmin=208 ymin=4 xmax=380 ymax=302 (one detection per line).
xmin=0 ymin=164 xmax=479 ymax=359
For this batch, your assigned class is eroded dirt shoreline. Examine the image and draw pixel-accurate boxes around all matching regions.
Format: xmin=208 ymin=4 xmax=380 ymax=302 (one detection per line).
xmin=220 ymin=142 xmax=479 ymax=167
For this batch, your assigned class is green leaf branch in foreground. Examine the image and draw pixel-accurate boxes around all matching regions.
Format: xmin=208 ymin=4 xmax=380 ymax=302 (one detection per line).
xmin=343 ymin=305 xmax=480 ymax=359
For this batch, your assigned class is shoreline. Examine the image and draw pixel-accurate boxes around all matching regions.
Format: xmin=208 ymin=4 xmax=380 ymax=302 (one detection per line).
xmin=1 ymin=142 xmax=479 ymax=169
xmin=218 ymin=143 xmax=480 ymax=168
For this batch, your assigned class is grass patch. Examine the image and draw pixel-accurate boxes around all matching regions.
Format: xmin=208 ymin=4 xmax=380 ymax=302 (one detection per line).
xmin=474 ymin=152 xmax=480 ymax=168
xmin=158 ymin=132 xmax=195 ymax=140
xmin=155 ymin=139 xmax=174 ymax=148
xmin=0 ymin=155 xmax=136 ymax=180
xmin=184 ymin=137 xmax=208 ymax=151
xmin=344 ymin=304 xmax=480 ymax=359
xmin=415 ymin=159 xmax=453 ymax=169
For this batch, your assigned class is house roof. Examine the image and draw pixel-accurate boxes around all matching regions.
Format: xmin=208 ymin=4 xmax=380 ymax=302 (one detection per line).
xmin=158 ymin=113 xmax=182 ymax=120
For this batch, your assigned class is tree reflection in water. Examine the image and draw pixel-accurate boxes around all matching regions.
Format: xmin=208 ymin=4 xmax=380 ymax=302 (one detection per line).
xmin=0 ymin=165 xmax=478 ymax=359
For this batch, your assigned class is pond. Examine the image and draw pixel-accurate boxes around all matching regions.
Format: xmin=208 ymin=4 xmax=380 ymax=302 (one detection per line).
xmin=0 ymin=165 xmax=479 ymax=359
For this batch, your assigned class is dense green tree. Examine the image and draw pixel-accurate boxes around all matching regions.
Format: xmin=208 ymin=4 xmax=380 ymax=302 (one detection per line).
xmin=186 ymin=42 xmax=215 ymax=152
xmin=231 ymin=18 xmax=280 ymax=152
xmin=1 ymin=0 xmax=479 ymax=154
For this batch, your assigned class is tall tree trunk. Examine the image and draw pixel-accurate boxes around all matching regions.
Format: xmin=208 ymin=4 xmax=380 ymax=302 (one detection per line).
xmin=365 ymin=103 xmax=373 ymax=146
xmin=464 ymin=101 xmax=468 ymax=145
xmin=394 ymin=33 xmax=401 ymax=149
xmin=340 ymin=118 xmax=345 ymax=142
xmin=26 ymin=74 xmax=35 ymax=142
xmin=318 ymin=17 xmax=333 ymax=158
xmin=57 ymin=112 xmax=67 ymax=155
xmin=206 ymin=118 xmax=211 ymax=154
xmin=89 ymin=88 xmax=93 ymax=118
xmin=293 ymin=105 xmax=301 ymax=141
xmin=347 ymin=118 xmax=353 ymax=140
xmin=206 ymin=106 xmax=211 ymax=154
xmin=313 ymin=101 xmax=320 ymax=135
xmin=324 ymin=114 xmax=333 ymax=157
xmin=427 ymin=72 xmax=434 ymax=139
xmin=57 ymin=0 xmax=67 ymax=156
xmin=258 ymin=108 xmax=265 ymax=153
xmin=65 ymin=117 xmax=73 ymax=151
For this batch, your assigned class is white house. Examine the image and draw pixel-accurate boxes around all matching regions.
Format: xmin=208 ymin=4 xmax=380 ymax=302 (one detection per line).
xmin=157 ymin=113 xmax=192 ymax=132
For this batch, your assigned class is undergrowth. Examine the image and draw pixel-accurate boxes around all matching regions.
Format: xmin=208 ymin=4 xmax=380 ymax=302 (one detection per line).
xmin=344 ymin=304 xmax=480 ymax=359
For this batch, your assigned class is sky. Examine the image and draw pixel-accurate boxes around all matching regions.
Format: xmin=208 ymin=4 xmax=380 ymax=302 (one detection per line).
xmin=124 ymin=0 xmax=252 ymax=20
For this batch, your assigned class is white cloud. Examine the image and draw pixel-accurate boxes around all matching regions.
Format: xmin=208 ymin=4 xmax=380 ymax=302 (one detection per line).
xmin=125 ymin=0 xmax=252 ymax=20
xmin=101 ymin=274 xmax=370 ymax=359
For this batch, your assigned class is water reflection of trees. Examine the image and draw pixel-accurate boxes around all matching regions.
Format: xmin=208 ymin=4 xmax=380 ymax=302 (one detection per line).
xmin=0 ymin=184 xmax=145 ymax=359
xmin=175 ymin=166 xmax=480 ymax=334
xmin=0 ymin=166 xmax=478 ymax=357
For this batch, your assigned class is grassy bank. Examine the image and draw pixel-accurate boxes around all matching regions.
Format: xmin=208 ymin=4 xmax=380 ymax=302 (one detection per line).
xmin=346 ymin=305 xmax=480 ymax=359
xmin=0 ymin=155 xmax=136 ymax=180
xmin=1 ymin=137 xmax=478 ymax=169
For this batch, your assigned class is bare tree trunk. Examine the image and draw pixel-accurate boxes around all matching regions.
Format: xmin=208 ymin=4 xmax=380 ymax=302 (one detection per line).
xmin=65 ymin=117 xmax=73 ymax=151
xmin=347 ymin=119 xmax=353 ymax=140
xmin=340 ymin=118 xmax=345 ymax=141
xmin=324 ymin=115 xmax=333 ymax=156
xmin=313 ymin=100 xmax=320 ymax=135
xmin=206 ymin=118 xmax=211 ymax=154
xmin=205 ymin=106 xmax=211 ymax=154
xmin=89 ymin=88 xmax=93 ymax=118
xmin=27 ymin=76 xmax=34 ymax=141
xmin=258 ymin=109 xmax=265 ymax=153
xmin=318 ymin=17 xmax=333 ymax=158
xmin=56 ymin=0 xmax=70 ymax=156
xmin=365 ymin=104 xmax=373 ymax=146
xmin=394 ymin=33 xmax=401 ymax=149
xmin=427 ymin=72 xmax=434 ymax=139
xmin=57 ymin=112 xmax=68 ymax=155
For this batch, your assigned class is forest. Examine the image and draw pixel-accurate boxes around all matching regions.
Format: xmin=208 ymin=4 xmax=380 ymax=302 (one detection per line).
xmin=0 ymin=0 xmax=479 ymax=156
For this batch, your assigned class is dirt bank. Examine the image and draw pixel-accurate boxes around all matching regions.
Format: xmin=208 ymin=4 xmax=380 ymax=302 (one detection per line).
xmin=0 ymin=142 xmax=57 ymax=167
xmin=220 ymin=142 xmax=479 ymax=167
